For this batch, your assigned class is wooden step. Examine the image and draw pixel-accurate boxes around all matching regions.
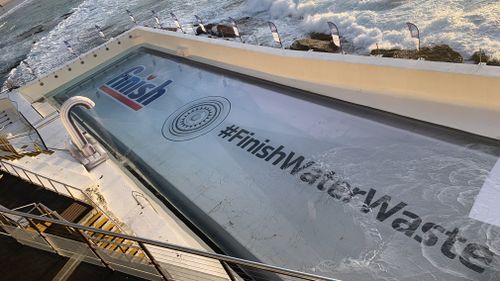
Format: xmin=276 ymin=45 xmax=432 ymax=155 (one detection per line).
xmin=0 ymin=135 xmax=52 ymax=161
xmin=93 ymin=216 xmax=109 ymax=229
xmin=90 ymin=217 xmax=110 ymax=240
xmin=71 ymin=208 xmax=138 ymax=257
xmin=0 ymin=137 xmax=17 ymax=155
xmin=106 ymin=237 xmax=125 ymax=251
xmin=81 ymin=211 xmax=101 ymax=227
xmin=116 ymin=240 xmax=134 ymax=254
xmin=35 ymin=221 xmax=52 ymax=232
xmin=125 ymin=244 xmax=145 ymax=259
xmin=60 ymin=202 xmax=87 ymax=222
xmin=127 ymin=247 xmax=140 ymax=257
xmin=95 ymin=224 xmax=118 ymax=248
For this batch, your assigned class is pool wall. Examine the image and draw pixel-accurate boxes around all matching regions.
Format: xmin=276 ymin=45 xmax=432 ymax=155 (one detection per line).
xmin=17 ymin=26 xmax=500 ymax=140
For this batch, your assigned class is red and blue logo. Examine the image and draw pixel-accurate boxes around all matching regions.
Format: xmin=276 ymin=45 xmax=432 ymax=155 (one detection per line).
xmin=99 ymin=66 xmax=172 ymax=111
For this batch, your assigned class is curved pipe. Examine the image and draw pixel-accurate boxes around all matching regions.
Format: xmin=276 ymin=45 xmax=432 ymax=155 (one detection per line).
xmin=60 ymin=96 xmax=95 ymax=157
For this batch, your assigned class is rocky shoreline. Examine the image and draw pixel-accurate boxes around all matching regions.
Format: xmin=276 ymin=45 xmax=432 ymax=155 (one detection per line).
xmin=189 ymin=20 xmax=499 ymax=66
xmin=290 ymin=33 xmax=339 ymax=53
xmin=3 ymin=17 xmax=499 ymax=92
xmin=470 ymin=51 xmax=500 ymax=66
xmin=194 ymin=23 xmax=239 ymax=38
xmin=285 ymin=32 xmax=498 ymax=65
xmin=370 ymin=45 xmax=464 ymax=63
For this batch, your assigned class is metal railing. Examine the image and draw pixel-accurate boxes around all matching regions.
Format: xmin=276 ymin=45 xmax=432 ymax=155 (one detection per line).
xmin=1 ymin=202 xmax=55 ymax=229
xmin=0 ymin=159 xmax=124 ymax=232
xmin=0 ymin=97 xmax=49 ymax=154
xmin=10 ymin=202 xmax=59 ymax=218
xmin=0 ymin=206 xmax=338 ymax=281
xmin=0 ymin=159 xmax=83 ymax=200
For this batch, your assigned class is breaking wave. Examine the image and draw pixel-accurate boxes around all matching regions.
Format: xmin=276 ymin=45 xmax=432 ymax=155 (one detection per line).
xmin=1 ymin=0 xmax=499 ymax=89
xmin=242 ymin=0 xmax=500 ymax=57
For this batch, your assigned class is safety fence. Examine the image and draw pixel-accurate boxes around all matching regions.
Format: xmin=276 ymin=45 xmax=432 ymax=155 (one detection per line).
xmin=0 ymin=206 xmax=338 ymax=281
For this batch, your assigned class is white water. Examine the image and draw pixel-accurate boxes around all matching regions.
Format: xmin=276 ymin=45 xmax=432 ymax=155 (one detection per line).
xmin=1 ymin=0 xmax=499 ymax=88
xmin=241 ymin=0 xmax=500 ymax=57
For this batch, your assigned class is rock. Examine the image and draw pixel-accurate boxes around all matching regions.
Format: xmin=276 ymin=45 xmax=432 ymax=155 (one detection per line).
xmin=195 ymin=23 xmax=238 ymax=37
xmin=4 ymin=81 xmax=19 ymax=91
xmin=419 ymin=45 xmax=463 ymax=63
xmin=216 ymin=24 xmax=238 ymax=38
xmin=0 ymin=55 xmax=25 ymax=78
xmin=310 ymin=33 xmax=332 ymax=41
xmin=161 ymin=27 xmax=179 ymax=32
xmin=0 ymin=71 xmax=21 ymax=92
xmin=488 ymin=59 xmax=500 ymax=66
xmin=370 ymin=45 xmax=463 ymax=63
xmin=471 ymin=50 xmax=489 ymax=63
xmin=290 ymin=38 xmax=339 ymax=53
xmin=194 ymin=25 xmax=205 ymax=35
xmin=370 ymin=48 xmax=401 ymax=57
xmin=471 ymin=51 xmax=500 ymax=66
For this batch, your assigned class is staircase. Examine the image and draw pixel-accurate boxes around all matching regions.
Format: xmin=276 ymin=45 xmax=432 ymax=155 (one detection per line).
xmin=0 ymin=159 xmax=142 ymax=262
xmin=0 ymin=137 xmax=53 ymax=161
xmin=0 ymin=201 xmax=147 ymax=261
xmin=60 ymin=202 xmax=89 ymax=222
xmin=0 ymin=98 xmax=52 ymax=162
xmin=0 ymin=200 xmax=335 ymax=281
xmin=79 ymin=209 xmax=147 ymax=261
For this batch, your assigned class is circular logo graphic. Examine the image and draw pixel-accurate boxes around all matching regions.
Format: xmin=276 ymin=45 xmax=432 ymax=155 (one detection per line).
xmin=162 ymin=96 xmax=231 ymax=142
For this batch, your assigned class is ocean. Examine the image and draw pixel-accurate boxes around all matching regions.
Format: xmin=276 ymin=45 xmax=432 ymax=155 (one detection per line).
xmin=0 ymin=0 xmax=499 ymax=89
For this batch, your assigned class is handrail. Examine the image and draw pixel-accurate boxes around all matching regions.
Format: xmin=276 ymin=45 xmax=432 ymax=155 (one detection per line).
xmin=11 ymin=202 xmax=39 ymax=212
xmin=0 ymin=159 xmax=124 ymax=232
xmin=0 ymin=96 xmax=50 ymax=153
xmin=0 ymin=206 xmax=339 ymax=281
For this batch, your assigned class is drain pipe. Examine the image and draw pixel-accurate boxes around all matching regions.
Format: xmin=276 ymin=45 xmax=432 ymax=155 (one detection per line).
xmin=60 ymin=96 xmax=107 ymax=170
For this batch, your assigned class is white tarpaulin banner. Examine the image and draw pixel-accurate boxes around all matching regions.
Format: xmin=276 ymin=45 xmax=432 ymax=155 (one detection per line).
xmin=470 ymin=159 xmax=500 ymax=227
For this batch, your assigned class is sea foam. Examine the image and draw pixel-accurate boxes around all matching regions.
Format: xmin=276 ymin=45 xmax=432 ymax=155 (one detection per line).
xmin=241 ymin=0 xmax=500 ymax=59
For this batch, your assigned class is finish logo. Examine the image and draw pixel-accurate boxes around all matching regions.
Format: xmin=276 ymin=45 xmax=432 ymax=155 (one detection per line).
xmin=99 ymin=66 xmax=172 ymax=111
